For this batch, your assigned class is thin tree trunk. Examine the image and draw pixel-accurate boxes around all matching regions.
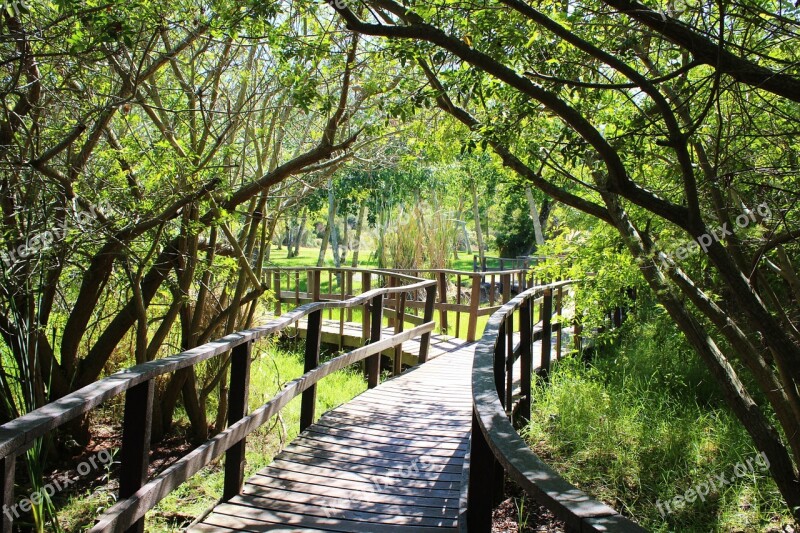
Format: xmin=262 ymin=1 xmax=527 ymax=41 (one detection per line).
xmin=472 ymin=178 xmax=485 ymax=267
xmin=318 ymin=179 xmax=336 ymax=266
xmin=351 ymin=204 xmax=366 ymax=266
xmin=293 ymin=208 xmax=307 ymax=258
xmin=525 ymin=186 xmax=545 ymax=247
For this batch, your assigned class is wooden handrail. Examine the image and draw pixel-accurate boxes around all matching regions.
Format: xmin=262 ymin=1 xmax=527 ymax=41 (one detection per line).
xmin=0 ymin=273 xmax=437 ymax=532
xmin=467 ymin=281 xmax=646 ymax=532
xmin=89 ymin=322 xmax=434 ymax=532
xmin=264 ymin=266 xmax=535 ymax=341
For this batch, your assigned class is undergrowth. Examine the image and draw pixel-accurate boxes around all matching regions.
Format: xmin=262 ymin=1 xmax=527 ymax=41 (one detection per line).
xmin=523 ymin=309 xmax=793 ymax=532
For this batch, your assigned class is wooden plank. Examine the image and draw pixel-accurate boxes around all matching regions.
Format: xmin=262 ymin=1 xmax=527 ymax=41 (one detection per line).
xmin=238 ymin=487 xmax=458 ymax=519
xmin=223 ymin=494 xmax=457 ymax=527
xmin=245 ymin=475 xmax=460 ymax=510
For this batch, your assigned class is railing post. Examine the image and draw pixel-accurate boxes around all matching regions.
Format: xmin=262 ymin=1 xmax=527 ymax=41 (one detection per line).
xmin=273 ymin=270 xmax=281 ymax=315
xmin=300 ymin=309 xmax=322 ymax=431
xmin=2 ymin=454 xmax=15 ymax=533
xmin=437 ymin=271 xmax=448 ymax=334
xmin=312 ymin=269 xmax=321 ymax=301
xmin=491 ymin=333 xmax=507 ymax=502
xmin=556 ymin=286 xmax=563 ymax=360
xmin=367 ymin=294 xmax=384 ymax=388
xmin=119 ymin=379 xmax=154 ymax=533
xmin=418 ymin=285 xmax=437 ymax=364
xmin=223 ymin=340 xmax=252 ymax=501
xmin=361 ymin=272 xmax=372 ymax=341
xmin=495 ymin=322 xmax=506 ymax=408
xmin=467 ymin=411 xmax=494 ymax=532
xmin=346 ymin=270 xmax=354 ymax=322
xmin=538 ymin=288 xmax=553 ymax=380
xmin=501 ymin=273 xmax=511 ymax=303
xmin=519 ymin=298 xmax=533 ymax=423
xmin=386 ymin=275 xmax=396 ymax=328
xmin=393 ymin=292 xmax=406 ymax=376
xmin=467 ymin=275 xmax=481 ymax=342
xmin=505 ymin=315 xmax=514 ymax=412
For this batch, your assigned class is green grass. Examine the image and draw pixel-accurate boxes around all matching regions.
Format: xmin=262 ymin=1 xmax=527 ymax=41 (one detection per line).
xmin=522 ymin=311 xmax=792 ymax=532
xmin=56 ymin=342 xmax=367 ymax=532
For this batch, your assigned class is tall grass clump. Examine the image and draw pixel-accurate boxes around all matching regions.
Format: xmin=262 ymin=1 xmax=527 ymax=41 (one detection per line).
xmin=522 ymin=307 xmax=792 ymax=532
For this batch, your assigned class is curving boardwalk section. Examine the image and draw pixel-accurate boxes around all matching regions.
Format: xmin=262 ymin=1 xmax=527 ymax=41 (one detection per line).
xmin=192 ymin=337 xmax=475 ymax=532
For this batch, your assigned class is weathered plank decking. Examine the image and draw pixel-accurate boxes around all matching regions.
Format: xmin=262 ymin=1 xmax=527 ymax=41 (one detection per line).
xmin=191 ymin=334 xmax=476 ymax=532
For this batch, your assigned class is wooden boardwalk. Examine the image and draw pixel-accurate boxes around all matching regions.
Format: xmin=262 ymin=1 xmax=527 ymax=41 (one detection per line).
xmin=191 ymin=335 xmax=475 ymax=532
xmin=190 ymin=323 xmax=557 ymax=532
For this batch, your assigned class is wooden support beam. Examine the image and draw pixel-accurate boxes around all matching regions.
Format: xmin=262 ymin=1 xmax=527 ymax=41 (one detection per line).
xmin=119 ymin=379 xmax=154 ymax=533
xmin=437 ymin=271 xmax=448 ymax=334
xmin=300 ymin=310 xmax=322 ymax=431
xmin=393 ymin=292 xmax=406 ymax=376
xmin=467 ymin=276 xmax=481 ymax=342
xmin=223 ymin=340 xmax=252 ymax=501
xmin=538 ymin=288 xmax=553 ymax=380
xmin=519 ymin=298 xmax=533 ymax=423
xmin=418 ymin=284 xmax=437 ymax=364
xmin=1 ymin=454 xmax=15 ymax=533
xmin=367 ymin=294 xmax=383 ymax=389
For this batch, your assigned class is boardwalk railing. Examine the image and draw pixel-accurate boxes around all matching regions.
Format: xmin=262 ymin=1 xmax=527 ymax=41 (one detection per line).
xmin=265 ymin=266 xmax=531 ymax=341
xmin=0 ymin=271 xmax=436 ymax=533
xmin=467 ymin=281 xmax=646 ymax=532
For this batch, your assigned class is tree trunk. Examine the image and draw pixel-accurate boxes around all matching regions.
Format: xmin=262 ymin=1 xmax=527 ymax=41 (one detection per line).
xmin=472 ymin=178 xmax=485 ymax=267
xmin=293 ymin=208 xmax=307 ymax=258
xmin=318 ymin=179 xmax=337 ymax=267
xmin=525 ymin=186 xmax=545 ymax=247
xmin=351 ymin=204 xmax=366 ymax=266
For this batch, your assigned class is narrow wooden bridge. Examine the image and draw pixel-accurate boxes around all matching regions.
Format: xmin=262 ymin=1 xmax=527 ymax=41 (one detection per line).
xmin=0 ymin=267 xmax=644 ymax=532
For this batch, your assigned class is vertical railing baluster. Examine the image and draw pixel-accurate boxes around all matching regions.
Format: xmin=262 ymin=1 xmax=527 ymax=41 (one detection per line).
xmin=361 ymin=272 xmax=371 ymax=341
xmin=519 ymin=297 xmax=533 ymax=423
xmin=300 ymin=310 xmax=322 ymax=432
xmin=556 ymin=286 xmax=563 ymax=360
xmin=505 ymin=315 xmax=514 ymax=413
xmin=501 ymin=273 xmax=511 ymax=303
xmin=367 ymin=293 xmax=383 ymax=388
xmin=346 ymin=271 xmax=354 ymax=322
xmin=494 ymin=322 xmax=506 ymax=408
xmin=273 ymin=271 xmax=281 ymax=315
xmin=468 ymin=275 xmax=481 ymax=342
xmin=437 ymin=271 xmax=448 ymax=334
xmin=119 ymin=379 xmax=154 ymax=533
xmin=2 ymin=454 xmax=15 ymax=533
xmin=223 ymin=340 xmax=252 ymax=501
xmin=418 ymin=285 xmax=437 ymax=364
xmin=467 ymin=411 xmax=494 ymax=531
xmin=393 ymin=292 xmax=406 ymax=376
xmin=456 ymin=273 xmax=462 ymax=338
xmin=312 ymin=270 xmax=321 ymax=302
xmin=539 ymin=288 xmax=553 ymax=380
